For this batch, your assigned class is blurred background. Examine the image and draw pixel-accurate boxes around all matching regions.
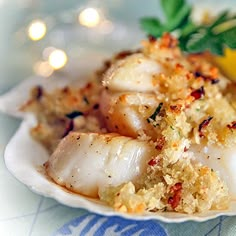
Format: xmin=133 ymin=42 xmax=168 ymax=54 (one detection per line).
xmin=0 ymin=0 xmax=236 ymax=95
xmin=0 ymin=0 xmax=155 ymax=94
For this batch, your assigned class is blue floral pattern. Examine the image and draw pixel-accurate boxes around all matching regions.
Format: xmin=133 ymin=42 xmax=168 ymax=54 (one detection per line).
xmin=54 ymin=214 xmax=167 ymax=236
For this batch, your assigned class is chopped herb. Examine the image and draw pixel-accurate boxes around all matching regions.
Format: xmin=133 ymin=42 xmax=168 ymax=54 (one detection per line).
xmin=152 ymin=123 xmax=160 ymax=128
xmin=140 ymin=0 xmax=236 ymax=55
xmin=196 ymin=108 xmax=200 ymax=112
xmin=147 ymin=102 xmax=163 ymax=123
xmin=178 ymin=130 xmax=181 ymax=137
xmin=66 ymin=111 xmax=84 ymax=119
xmin=83 ymin=96 xmax=89 ymax=105
xmin=170 ymin=126 xmax=175 ymax=130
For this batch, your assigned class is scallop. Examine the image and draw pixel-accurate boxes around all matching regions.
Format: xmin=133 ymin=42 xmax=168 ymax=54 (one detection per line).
xmin=102 ymin=53 xmax=163 ymax=92
xmin=46 ymin=132 xmax=158 ymax=197
xmin=189 ymin=144 xmax=236 ymax=198
xmin=99 ymin=90 xmax=161 ymax=139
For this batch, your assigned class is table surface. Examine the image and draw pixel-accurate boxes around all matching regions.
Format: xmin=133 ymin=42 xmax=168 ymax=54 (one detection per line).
xmin=1 ymin=0 xmax=236 ymax=235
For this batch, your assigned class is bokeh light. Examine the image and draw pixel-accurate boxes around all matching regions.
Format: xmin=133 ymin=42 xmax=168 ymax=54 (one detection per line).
xmin=28 ymin=20 xmax=47 ymax=41
xmin=48 ymin=49 xmax=68 ymax=70
xmin=34 ymin=61 xmax=53 ymax=77
xmin=99 ymin=20 xmax=114 ymax=34
xmin=78 ymin=8 xmax=101 ymax=28
xmin=42 ymin=47 xmax=56 ymax=60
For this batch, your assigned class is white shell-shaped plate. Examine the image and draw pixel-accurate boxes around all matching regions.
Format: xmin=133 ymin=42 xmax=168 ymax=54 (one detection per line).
xmin=1 ymin=57 xmax=236 ymax=223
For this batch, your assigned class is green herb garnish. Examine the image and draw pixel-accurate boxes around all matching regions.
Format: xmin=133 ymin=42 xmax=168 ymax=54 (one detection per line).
xmin=140 ymin=0 xmax=236 ymax=55
xmin=147 ymin=102 xmax=163 ymax=123
xmin=66 ymin=111 xmax=84 ymax=119
xmin=83 ymin=96 xmax=89 ymax=105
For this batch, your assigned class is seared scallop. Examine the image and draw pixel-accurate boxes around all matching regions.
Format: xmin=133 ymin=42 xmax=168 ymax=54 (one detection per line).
xmin=189 ymin=144 xmax=236 ymax=198
xmin=102 ymin=53 xmax=163 ymax=92
xmin=100 ymin=90 xmax=162 ymax=139
xmin=46 ymin=132 xmax=158 ymax=197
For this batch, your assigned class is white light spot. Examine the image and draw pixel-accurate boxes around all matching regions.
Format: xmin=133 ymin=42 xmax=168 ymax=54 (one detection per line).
xmin=48 ymin=49 xmax=68 ymax=70
xmin=28 ymin=20 xmax=47 ymax=41
xmin=42 ymin=47 xmax=56 ymax=60
xmin=78 ymin=8 xmax=100 ymax=28
xmin=34 ymin=61 xmax=53 ymax=77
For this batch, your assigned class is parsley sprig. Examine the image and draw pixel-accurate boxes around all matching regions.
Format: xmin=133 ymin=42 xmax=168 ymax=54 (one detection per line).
xmin=140 ymin=0 xmax=236 ymax=55
xmin=66 ymin=110 xmax=84 ymax=119
xmin=147 ymin=102 xmax=163 ymax=123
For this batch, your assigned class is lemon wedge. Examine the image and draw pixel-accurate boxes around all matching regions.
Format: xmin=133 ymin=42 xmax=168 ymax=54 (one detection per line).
xmin=214 ymin=48 xmax=236 ymax=81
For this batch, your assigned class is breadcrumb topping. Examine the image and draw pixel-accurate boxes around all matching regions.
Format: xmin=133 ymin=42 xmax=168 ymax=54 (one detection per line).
xmin=22 ymin=34 xmax=236 ymax=214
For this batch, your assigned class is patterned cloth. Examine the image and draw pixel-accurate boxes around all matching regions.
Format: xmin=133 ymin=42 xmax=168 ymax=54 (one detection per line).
xmin=53 ymin=213 xmax=234 ymax=236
